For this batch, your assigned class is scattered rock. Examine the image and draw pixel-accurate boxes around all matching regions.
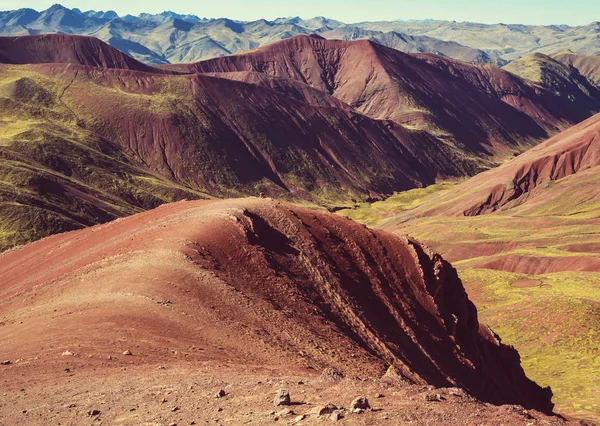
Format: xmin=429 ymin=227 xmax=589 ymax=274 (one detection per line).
xmin=214 ymin=389 xmax=226 ymax=398
xmin=447 ymin=387 xmax=468 ymax=398
xmin=278 ymin=408 xmax=294 ymax=416
xmin=424 ymin=393 xmax=445 ymax=402
xmin=87 ymin=409 xmax=101 ymax=417
xmin=381 ymin=365 xmax=407 ymax=384
xmin=375 ymin=393 xmax=384 ymax=398
xmin=353 ymin=408 xmax=364 ymax=414
xmin=1 ymin=360 xmax=11 ymax=365
xmin=505 ymin=405 xmax=533 ymax=419
xmin=350 ymin=396 xmax=370 ymax=410
xmin=309 ymin=404 xmax=338 ymax=416
xmin=62 ymin=350 xmax=74 ymax=356
xmin=330 ymin=410 xmax=344 ymax=421
xmin=171 ymin=406 xmax=179 ymax=412
xmin=294 ymin=414 xmax=305 ymax=423
xmin=273 ymin=389 xmax=291 ymax=407
xmin=123 ymin=350 xmax=132 ymax=356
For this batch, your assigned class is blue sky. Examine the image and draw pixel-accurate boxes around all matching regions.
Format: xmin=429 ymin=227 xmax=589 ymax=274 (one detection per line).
xmin=0 ymin=0 xmax=598 ymax=25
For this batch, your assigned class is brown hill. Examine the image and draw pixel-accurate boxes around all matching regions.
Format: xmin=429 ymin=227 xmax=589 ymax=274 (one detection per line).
xmin=0 ymin=198 xmax=554 ymax=415
xmin=0 ymin=35 xmax=598 ymax=253
xmin=170 ymin=35 xmax=600 ymax=164
xmin=553 ymin=51 xmax=600 ymax=87
xmin=0 ymin=34 xmax=162 ymax=72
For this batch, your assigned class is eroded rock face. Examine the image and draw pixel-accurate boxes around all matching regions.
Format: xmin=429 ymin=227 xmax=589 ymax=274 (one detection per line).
xmin=463 ymin=112 xmax=600 ymax=216
xmin=0 ymin=198 xmax=553 ymax=412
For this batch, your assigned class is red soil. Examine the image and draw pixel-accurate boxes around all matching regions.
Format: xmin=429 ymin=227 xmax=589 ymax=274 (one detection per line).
xmin=0 ymin=198 xmax=554 ymax=415
xmin=511 ymin=279 xmax=543 ymax=288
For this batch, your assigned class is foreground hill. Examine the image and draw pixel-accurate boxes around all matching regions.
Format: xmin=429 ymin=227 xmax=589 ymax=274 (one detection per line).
xmin=338 ymin=115 xmax=600 ymax=422
xmin=0 ymin=198 xmax=557 ymax=423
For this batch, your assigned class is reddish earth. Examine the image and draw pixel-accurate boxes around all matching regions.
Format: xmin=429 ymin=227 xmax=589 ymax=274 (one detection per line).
xmin=471 ymin=255 xmax=600 ymax=275
xmin=511 ymin=279 xmax=543 ymax=288
xmin=0 ymin=198 xmax=561 ymax=424
xmin=0 ymin=34 xmax=163 ymax=73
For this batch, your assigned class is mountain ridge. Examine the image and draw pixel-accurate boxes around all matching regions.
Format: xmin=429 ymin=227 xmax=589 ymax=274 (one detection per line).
xmin=2 ymin=4 xmax=599 ymax=66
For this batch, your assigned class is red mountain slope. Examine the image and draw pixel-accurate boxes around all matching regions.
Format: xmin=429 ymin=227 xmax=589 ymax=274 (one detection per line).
xmin=430 ymin=112 xmax=600 ymax=217
xmin=170 ymin=35 xmax=600 ymax=162
xmin=0 ymin=198 xmax=553 ymax=413
xmin=0 ymin=34 xmax=163 ymax=72
xmin=33 ymin=62 xmax=475 ymax=202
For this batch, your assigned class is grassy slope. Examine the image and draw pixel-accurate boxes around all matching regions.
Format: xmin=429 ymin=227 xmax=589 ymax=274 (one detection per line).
xmin=0 ymin=65 xmax=210 ymax=251
xmin=336 ymin=179 xmax=600 ymax=423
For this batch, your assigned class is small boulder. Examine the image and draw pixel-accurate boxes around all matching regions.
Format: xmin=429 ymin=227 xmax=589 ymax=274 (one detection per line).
xmin=330 ymin=410 xmax=344 ymax=421
xmin=320 ymin=368 xmax=344 ymax=382
xmin=278 ymin=408 xmax=294 ymax=416
xmin=309 ymin=404 xmax=338 ymax=416
xmin=273 ymin=389 xmax=291 ymax=407
xmin=1 ymin=360 xmax=11 ymax=365
xmin=353 ymin=408 xmax=364 ymax=414
xmin=350 ymin=396 xmax=370 ymax=410
xmin=62 ymin=350 xmax=74 ymax=356
xmin=87 ymin=409 xmax=101 ymax=417
xmin=123 ymin=350 xmax=132 ymax=356
xmin=381 ymin=365 xmax=407 ymax=384
xmin=214 ymin=389 xmax=226 ymax=398
xmin=294 ymin=414 xmax=305 ymax=423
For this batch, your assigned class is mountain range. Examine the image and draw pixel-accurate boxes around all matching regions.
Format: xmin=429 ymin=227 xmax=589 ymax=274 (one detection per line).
xmin=1 ymin=4 xmax=600 ymax=66
xmin=1 ymin=33 xmax=599 ymax=251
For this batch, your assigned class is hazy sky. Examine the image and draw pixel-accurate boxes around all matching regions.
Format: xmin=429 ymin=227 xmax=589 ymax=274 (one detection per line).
xmin=0 ymin=0 xmax=598 ymax=25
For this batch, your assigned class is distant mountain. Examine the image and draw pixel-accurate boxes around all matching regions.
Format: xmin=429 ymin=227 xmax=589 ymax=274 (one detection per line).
xmin=7 ymin=4 xmax=599 ymax=66
xmin=357 ymin=20 xmax=600 ymax=61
